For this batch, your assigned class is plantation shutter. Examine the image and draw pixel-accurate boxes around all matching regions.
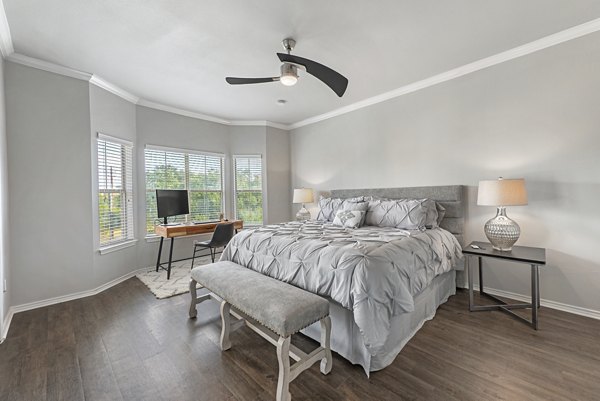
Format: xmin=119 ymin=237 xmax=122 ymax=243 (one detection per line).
xmin=97 ymin=134 xmax=134 ymax=247
xmin=234 ymin=155 xmax=263 ymax=226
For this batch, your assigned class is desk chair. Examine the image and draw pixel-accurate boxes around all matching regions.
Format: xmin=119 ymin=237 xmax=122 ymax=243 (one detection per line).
xmin=191 ymin=222 xmax=235 ymax=267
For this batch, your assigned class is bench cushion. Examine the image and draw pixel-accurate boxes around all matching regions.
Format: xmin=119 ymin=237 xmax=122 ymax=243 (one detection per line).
xmin=191 ymin=261 xmax=329 ymax=337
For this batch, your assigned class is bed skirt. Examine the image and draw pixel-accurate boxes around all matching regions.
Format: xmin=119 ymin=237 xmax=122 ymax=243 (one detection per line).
xmin=301 ymin=270 xmax=456 ymax=375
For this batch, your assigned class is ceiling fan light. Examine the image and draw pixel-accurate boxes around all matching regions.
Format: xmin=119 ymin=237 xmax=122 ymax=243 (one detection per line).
xmin=280 ymin=64 xmax=298 ymax=86
xmin=280 ymin=75 xmax=298 ymax=86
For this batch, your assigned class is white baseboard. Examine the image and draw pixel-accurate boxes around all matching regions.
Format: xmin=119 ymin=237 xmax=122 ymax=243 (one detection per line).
xmin=0 ymin=267 xmax=147 ymax=342
xmin=462 ymin=284 xmax=600 ymax=321
xmin=1 ymin=309 xmax=13 ymax=343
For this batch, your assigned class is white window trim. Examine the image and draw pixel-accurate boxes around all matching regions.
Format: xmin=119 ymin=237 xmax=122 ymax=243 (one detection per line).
xmin=145 ymin=144 xmax=225 ymax=158
xmin=98 ymin=132 xmax=133 ymax=147
xmin=233 ymin=154 xmax=264 ymax=226
xmin=99 ymin=239 xmax=138 ymax=255
xmin=95 ymin=132 xmax=136 ymax=251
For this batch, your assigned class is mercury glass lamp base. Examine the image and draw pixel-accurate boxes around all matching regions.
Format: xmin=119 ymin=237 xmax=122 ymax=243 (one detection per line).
xmin=296 ymin=205 xmax=311 ymax=221
xmin=484 ymin=207 xmax=521 ymax=251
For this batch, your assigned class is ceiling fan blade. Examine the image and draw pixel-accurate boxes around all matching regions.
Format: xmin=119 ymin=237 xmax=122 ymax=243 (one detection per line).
xmin=225 ymin=77 xmax=279 ymax=85
xmin=277 ymin=53 xmax=348 ymax=97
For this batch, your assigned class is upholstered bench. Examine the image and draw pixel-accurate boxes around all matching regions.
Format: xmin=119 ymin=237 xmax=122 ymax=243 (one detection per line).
xmin=189 ymin=261 xmax=332 ymax=401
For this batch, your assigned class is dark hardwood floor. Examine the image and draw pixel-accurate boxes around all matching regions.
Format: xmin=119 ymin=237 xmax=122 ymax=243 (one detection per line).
xmin=1 ymin=278 xmax=599 ymax=401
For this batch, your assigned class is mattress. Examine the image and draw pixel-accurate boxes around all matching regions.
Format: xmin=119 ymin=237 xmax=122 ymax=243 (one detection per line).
xmin=220 ymin=220 xmax=463 ymax=361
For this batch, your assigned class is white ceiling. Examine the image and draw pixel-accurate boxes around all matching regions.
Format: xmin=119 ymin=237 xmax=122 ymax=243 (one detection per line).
xmin=5 ymin=0 xmax=600 ymax=124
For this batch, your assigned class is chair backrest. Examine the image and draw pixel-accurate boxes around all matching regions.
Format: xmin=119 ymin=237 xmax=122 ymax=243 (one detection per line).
xmin=210 ymin=222 xmax=235 ymax=248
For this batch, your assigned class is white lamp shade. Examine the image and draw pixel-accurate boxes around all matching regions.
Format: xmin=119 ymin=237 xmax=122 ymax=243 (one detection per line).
xmin=293 ymin=188 xmax=313 ymax=204
xmin=477 ymin=178 xmax=528 ymax=206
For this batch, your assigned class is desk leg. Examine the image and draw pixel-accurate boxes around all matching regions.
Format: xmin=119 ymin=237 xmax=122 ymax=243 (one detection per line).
xmin=478 ymin=256 xmax=484 ymax=295
xmin=531 ymin=264 xmax=540 ymax=329
xmin=167 ymin=238 xmax=175 ymax=280
xmin=156 ymin=237 xmax=164 ymax=272
xmin=467 ymin=256 xmax=474 ymax=311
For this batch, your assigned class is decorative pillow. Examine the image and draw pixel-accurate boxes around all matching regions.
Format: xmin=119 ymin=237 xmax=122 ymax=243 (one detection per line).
xmin=436 ymin=202 xmax=446 ymax=226
xmin=365 ymin=199 xmax=428 ymax=230
xmin=317 ymin=196 xmax=364 ymax=221
xmin=332 ymin=210 xmax=365 ymax=229
xmin=339 ymin=200 xmax=368 ymax=226
xmin=422 ymin=199 xmax=439 ymax=229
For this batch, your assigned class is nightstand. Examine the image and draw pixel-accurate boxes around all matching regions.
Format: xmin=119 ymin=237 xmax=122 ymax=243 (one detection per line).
xmin=462 ymin=241 xmax=546 ymax=329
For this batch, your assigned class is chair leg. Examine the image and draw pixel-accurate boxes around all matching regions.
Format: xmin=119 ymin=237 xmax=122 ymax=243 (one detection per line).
xmin=276 ymin=336 xmax=292 ymax=401
xmin=191 ymin=245 xmax=197 ymax=269
xmin=211 ymin=247 xmax=215 ymax=263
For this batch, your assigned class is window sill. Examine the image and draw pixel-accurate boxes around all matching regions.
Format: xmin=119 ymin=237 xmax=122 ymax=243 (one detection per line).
xmin=145 ymin=235 xmax=162 ymax=243
xmin=98 ymin=239 xmax=138 ymax=255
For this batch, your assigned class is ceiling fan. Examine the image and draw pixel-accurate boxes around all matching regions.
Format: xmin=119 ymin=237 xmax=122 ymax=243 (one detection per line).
xmin=225 ymin=38 xmax=349 ymax=97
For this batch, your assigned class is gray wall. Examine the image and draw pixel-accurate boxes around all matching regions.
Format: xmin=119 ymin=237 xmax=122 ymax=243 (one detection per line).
xmin=291 ymin=32 xmax=600 ymax=313
xmin=0 ymin=57 xmax=9 ymax=335
xmin=135 ymin=105 xmax=231 ymax=269
xmin=266 ymin=127 xmax=291 ymax=224
xmin=89 ymin=84 xmax=138 ymax=286
xmin=2 ymin=69 xmax=293 ymax=310
xmin=6 ymin=62 xmax=94 ymax=306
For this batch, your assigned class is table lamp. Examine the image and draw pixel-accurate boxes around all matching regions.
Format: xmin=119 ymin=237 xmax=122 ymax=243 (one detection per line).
xmin=477 ymin=177 xmax=528 ymax=251
xmin=293 ymin=188 xmax=313 ymax=221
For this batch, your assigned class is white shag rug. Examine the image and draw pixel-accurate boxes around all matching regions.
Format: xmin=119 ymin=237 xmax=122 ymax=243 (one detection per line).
xmin=136 ymin=256 xmax=213 ymax=299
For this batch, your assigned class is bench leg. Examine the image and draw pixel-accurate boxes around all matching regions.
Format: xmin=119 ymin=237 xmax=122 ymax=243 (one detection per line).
xmin=220 ymin=301 xmax=232 ymax=351
xmin=189 ymin=279 xmax=198 ymax=318
xmin=276 ymin=336 xmax=292 ymax=401
xmin=320 ymin=316 xmax=332 ymax=375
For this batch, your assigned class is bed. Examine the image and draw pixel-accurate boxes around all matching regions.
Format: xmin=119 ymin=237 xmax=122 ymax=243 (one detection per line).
xmin=221 ymin=185 xmax=465 ymax=375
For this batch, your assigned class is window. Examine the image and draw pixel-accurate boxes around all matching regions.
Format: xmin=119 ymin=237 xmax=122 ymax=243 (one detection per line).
xmin=145 ymin=146 xmax=224 ymax=235
xmin=234 ymin=155 xmax=263 ymax=226
xmin=97 ymin=134 xmax=134 ymax=247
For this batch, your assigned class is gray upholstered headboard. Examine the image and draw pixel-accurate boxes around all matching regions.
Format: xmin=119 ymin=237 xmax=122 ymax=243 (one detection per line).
xmin=330 ymin=185 xmax=466 ymax=246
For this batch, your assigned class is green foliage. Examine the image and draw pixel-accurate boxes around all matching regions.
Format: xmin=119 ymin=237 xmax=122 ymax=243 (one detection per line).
xmin=145 ymin=164 xmax=224 ymax=233
xmin=235 ymin=167 xmax=261 ymax=191
xmin=236 ymin=191 xmax=263 ymax=226
xmin=99 ymin=192 xmax=125 ymax=244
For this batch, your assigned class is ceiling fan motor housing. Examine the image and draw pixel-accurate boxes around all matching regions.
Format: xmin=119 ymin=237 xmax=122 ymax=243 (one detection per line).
xmin=280 ymin=63 xmax=298 ymax=86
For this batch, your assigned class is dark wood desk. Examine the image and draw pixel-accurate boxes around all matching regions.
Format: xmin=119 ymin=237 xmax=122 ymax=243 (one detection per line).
xmin=463 ymin=241 xmax=546 ymax=329
xmin=154 ymin=220 xmax=243 ymax=279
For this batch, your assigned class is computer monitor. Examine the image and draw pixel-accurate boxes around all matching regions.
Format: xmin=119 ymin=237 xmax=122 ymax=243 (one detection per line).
xmin=156 ymin=189 xmax=189 ymax=223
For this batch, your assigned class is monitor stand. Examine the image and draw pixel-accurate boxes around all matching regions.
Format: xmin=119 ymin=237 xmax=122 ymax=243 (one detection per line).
xmin=161 ymin=217 xmax=179 ymax=226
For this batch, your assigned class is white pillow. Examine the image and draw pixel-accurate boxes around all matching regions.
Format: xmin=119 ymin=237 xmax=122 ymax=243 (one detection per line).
xmin=332 ymin=210 xmax=365 ymax=229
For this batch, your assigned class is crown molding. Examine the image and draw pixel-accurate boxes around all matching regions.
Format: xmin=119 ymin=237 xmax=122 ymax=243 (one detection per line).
xmin=0 ymin=0 xmax=12 ymax=57
xmin=230 ymin=120 xmax=290 ymax=130
xmin=288 ymin=16 xmax=600 ymax=130
xmin=90 ymin=75 xmax=140 ymax=104
xmin=3 ymin=14 xmax=600 ymax=132
xmin=137 ymin=99 xmax=292 ymax=129
xmin=7 ymin=52 xmax=92 ymax=81
xmin=5 ymin=52 xmax=290 ymax=129
xmin=137 ymin=99 xmax=231 ymax=125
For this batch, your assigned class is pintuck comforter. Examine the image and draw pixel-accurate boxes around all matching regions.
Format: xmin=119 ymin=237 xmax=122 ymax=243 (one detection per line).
xmin=221 ymin=221 xmax=462 ymax=355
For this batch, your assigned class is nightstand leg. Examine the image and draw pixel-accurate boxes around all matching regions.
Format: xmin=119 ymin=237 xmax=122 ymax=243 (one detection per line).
xmin=536 ymin=264 xmax=541 ymax=309
xmin=531 ymin=264 xmax=539 ymax=330
xmin=468 ymin=256 xmax=474 ymax=311
xmin=478 ymin=256 xmax=484 ymax=295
